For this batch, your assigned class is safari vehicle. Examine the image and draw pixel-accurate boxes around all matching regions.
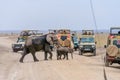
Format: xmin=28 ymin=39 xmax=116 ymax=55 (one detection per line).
xmin=71 ymin=32 xmax=79 ymax=51
xmin=20 ymin=30 xmax=43 ymax=39
xmin=12 ymin=37 xmax=25 ymax=52
xmin=57 ymin=29 xmax=73 ymax=48
xmin=12 ymin=30 xmax=43 ymax=52
xmin=104 ymin=27 xmax=120 ymax=67
xmin=79 ymin=30 xmax=96 ymax=56
xmin=48 ymin=29 xmax=58 ymax=34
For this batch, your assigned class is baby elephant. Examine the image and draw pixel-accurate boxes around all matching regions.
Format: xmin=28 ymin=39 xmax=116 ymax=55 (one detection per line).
xmin=56 ymin=47 xmax=74 ymax=60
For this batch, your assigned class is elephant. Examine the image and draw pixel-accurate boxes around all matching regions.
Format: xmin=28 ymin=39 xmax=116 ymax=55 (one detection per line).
xmin=19 ymin=33 xmax=58 ymax=63
xmin=56 ymin=46 xmax=74 ymax=60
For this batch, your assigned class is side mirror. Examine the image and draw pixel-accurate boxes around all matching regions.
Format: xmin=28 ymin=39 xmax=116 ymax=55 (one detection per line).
xmin=104 ymin=45 xmax=107 ymax=48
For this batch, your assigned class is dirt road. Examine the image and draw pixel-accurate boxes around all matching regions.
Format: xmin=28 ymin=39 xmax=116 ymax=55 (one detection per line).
xmin=0 ymin=36 xmax=120 ymax=80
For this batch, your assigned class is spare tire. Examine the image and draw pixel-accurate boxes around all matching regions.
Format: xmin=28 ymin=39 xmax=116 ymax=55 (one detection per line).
xmin=106 ymin=45 xmax=118 ymax=57
xmin=58 ymin=39 xmax=63 ymax=46
xmin=64 ymin=39 xmax=71 ymax=47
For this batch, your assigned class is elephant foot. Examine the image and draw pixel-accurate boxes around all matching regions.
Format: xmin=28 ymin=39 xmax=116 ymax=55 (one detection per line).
xmin=66 ymin=58 xmax=69 ymax=60
xmin=34 ymin=59 xmax=39 ymax=62
xmin=19 ymin=59 xmax=23 ymax=63
xmin=49 ymin=57 xmax=52 ymax=60
xmin=44 ymin=59 xmax=48 ymax=60
xmin=63 ymin=57 xmax=65 ymax=60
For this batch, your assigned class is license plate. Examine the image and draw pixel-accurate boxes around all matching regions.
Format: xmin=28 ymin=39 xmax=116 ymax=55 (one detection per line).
xmin=84 ymin=48 xmax=90 ymax=51
xmin=15 ymin=46 xmax=20 ymax=48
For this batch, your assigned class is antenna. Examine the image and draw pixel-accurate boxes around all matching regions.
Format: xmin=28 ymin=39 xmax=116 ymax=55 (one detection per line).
xmin=90 ymin=0 xmax=98 ymax=33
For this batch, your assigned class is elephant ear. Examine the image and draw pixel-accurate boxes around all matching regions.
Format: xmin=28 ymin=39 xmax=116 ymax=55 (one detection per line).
xmin=25 ymin=36 xmax=33 ymax=46
xmin=46 ymin=34 xmax=53 ymax=45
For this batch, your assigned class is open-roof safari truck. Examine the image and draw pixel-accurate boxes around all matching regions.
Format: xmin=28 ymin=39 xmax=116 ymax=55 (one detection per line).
xmin=56 ymin=29 xmax=73 ymax=48
xmin=104 ymin=27 xmax=120 ymax=67
xmin=79 ymin=30 xmax=96 ymax=56
xmin=71 ymin=31 xmax=79 ymax=51
xmin=12 ymin=30 xmax=43 ymax=52
xmin=20 ymin=30 xmax=43 ymax=39
xmin=12 ymin=37 xmax=25 ymax=52
xmin=48 ymin=29 xmax=58 ymax=34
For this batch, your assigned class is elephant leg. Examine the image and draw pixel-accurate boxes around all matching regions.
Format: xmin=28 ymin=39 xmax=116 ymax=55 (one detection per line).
xmin=66 ymin=53 xmax=68 ymax=60
xmin=57 ymin=53 xmax=61 ymax=60
xmin=19 ymin=49 xmax=27 ymax=63
xmin=29 ymin=46 xmax=39 ymax=62
xmin=63 ymin=54 xmax=66 ymax=60
xmin=60 ymin=54 xmax=62 ymax=60
xmin=48 ymin=51 xmax=52 ymax=60
xmin=19 ymin=53 xmax=27 ymax=63
xmin=44 ymin=44 xmax=52 ymax=60
xmin=44 ymin=51 xmax=48 ymax=60
xmin=71 ymin=53 xmax=73 ymax=59
xmin=31 ymin=52 xmax=39 ymax=62
xmin=57 ymin=53 xmax=59 ymax=60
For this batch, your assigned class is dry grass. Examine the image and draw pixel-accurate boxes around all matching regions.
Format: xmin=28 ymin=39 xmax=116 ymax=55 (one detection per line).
xmin=0 ymin=33 xmax=19 ymax=42
xmin=95 ymin=33 xmax=108 ymax=48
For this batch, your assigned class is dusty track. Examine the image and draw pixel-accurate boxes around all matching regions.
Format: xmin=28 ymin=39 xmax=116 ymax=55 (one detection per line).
xmin=0 ymin=36 xmax=120 ymax=80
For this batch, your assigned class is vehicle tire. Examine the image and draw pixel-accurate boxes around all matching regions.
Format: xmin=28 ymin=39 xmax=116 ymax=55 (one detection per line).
xmin=13 ymin=49 xmax=18 ymax=52
xmin=93 ymin=50 xmax=96 ymax=56
xmin=74 ymin=47 xmax=77 ymax=51
xmin=79 ymin=50 xmax=83 ymax=55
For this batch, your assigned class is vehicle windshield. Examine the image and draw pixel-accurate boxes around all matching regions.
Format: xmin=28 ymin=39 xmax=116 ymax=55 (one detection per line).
xmin=18 ymin=38 xmax=25 ymax=42
xmin=72 ymin=37 xmax=78 ymax=42
xmin=113 ymin=39 xmax=120 ymax=48
xmin=110 ymin=28 xmax=120 ymax=35
xmin=80 ymin=37 xmax=94 ymax=43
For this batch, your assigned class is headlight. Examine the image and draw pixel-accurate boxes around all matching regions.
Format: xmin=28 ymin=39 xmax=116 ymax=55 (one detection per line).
xmin=22 ymin=44 xmax=25 ymax=47
xmin=92 ymin=45 xmax=95 ymax=48
xmin=79 ymin=45 xmax=83 ymax=48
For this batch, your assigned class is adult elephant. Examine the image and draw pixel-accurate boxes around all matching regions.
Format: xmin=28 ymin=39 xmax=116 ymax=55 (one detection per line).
xmin=19 ymin=33 xmax=58 ymax=63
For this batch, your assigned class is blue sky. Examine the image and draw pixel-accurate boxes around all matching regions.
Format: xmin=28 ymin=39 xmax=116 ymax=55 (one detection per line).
xmin=0 ymin=0 xmax=120 ymax=31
